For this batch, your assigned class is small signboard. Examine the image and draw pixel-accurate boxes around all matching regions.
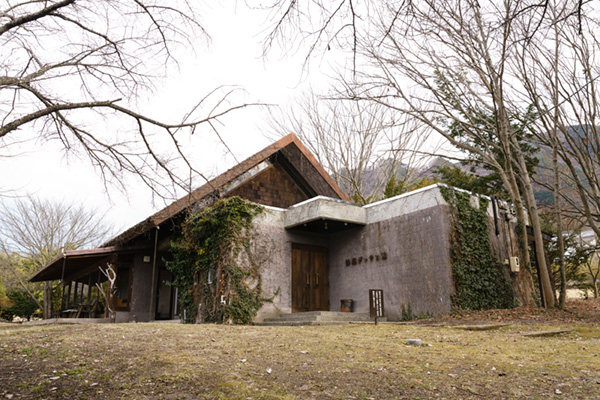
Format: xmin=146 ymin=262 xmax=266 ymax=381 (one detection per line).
xmin=369 ymin=289 xmax=384 ymax=318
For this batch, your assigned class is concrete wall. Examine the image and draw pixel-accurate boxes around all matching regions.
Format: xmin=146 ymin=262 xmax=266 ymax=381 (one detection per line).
xmin=251 ymin=207 xmax=330 ymax=322
xmin=252 ymin=187 xmax=455 ymax=322
xmin=328 ymin=205 xmax=454 ymax=320
xmin=205 ymin=184 xmax=523 ymax=322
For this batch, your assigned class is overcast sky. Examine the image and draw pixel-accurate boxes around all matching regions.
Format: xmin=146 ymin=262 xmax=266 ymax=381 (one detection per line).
xmin=0 ymin=3 xmax=345 ymax=239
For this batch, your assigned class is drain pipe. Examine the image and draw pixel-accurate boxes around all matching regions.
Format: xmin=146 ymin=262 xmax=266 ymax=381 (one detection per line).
xmin=149 ymin=226 xmax=159 ymax=322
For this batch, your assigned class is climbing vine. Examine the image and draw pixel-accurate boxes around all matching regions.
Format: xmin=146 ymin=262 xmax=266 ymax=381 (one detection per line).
xmin=167 ymin=196 xmax=266 ymax=324
xmin=440 ymin=186 xmax=515 ymax=310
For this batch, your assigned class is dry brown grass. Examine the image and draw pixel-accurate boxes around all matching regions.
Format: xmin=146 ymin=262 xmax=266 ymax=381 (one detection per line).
xmin=1 ymin=300 xmax=599 ymax=400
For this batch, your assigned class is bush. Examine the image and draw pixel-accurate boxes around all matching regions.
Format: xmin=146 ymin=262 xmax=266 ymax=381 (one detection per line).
xmin=0 ymin=282 xmax=12 ymax=311
xmin=0 ymin=289 xmax=40 ymax=321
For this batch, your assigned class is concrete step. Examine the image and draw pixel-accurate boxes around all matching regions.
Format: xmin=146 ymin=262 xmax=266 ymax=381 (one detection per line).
xmin=254 ymin=320 xmax=357 ymax=326
xmin=258 ymin=311 xmax=387 ymax=326
xmin=264 ymin=311 xmax=370 ymax=322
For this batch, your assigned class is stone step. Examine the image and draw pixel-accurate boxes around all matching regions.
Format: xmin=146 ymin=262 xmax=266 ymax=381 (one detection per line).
xmin=254 ymin=320 xmax=357 ymax=326
xmin=265 ymin=311 xmax=370 ymax=322
xmin=258 ymin=311 xmax=387 ymax=326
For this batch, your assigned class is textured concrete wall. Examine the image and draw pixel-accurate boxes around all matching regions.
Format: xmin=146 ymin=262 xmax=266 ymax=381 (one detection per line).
xmin=248 ymin=185 xmax=526 ymax=322
xmin=253 ymin=195 xmax=455 ymax=322
xmin=251 ymin=208 xmax=330 ymax=321
xmin=328 ymin=205 xmax=454 ymax=320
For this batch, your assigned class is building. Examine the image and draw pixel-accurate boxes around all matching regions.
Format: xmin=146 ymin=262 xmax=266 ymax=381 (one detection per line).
xmin=30 ymin=134 xmax=525 ymax=322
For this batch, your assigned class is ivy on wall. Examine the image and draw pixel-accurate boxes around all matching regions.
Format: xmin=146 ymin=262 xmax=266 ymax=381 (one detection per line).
xmin=167 ymin=196 xmax=266 ymax=324
xmin=440 ymin=186 xmax=515 ymax=310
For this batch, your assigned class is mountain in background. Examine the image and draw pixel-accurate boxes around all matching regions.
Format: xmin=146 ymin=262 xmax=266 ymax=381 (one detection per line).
xmin=345 ymin=125 xmax=592 ymax=205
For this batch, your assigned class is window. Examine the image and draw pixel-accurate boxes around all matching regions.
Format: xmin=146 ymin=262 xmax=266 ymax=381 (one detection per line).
xmin=114 ymin=266 xmax=132 ymax=311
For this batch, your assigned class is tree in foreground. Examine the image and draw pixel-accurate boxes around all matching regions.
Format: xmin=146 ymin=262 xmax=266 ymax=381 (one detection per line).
xmin=0 ymin=0 xmax=252 ymax=197
xmin=0 ymin=195 xmax=112 ymax=318
xmin=343 ymin=1 xmax=553 ymax=306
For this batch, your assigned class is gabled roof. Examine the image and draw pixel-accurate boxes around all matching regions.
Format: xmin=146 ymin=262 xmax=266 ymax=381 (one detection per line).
xmin=103 ymin=133 xmax=349 ymax=247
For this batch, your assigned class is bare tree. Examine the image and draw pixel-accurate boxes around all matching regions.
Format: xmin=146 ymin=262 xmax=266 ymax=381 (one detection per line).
xmin=259 ymin=1 xmax=586 ymax=72
xmin=260 ymin=1 xmax=599 ymax=309
xmin=516 ymin=2 xmax=600 ymax=238
xmin=96 ymin=263 xmax=117 ymax=323
xmin=514 ymin=1 xmax=600 ymax=307
xmin=581 ymin=246 xmax=600 ymax=298
xmin=0 ymin=0 xmax=255 ymax=198
xmin=0 ymin=195 xmax=112 ymax=317
xmin=268 ymin=91 xmax=431 ymax=203
xmin=326 ymin=1 xmax=552 ymax=306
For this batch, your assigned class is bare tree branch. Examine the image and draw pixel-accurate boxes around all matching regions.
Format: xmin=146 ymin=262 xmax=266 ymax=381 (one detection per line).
xmin=1 ymin=0 xmax=256 ymax=199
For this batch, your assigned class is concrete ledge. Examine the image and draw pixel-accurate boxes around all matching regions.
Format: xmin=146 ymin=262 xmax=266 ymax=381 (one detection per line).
xmin=284 ymin=196 xmax=366 ymax=228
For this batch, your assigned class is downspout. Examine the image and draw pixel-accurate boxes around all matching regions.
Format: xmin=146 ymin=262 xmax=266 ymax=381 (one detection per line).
xmin=149 ymin=226 xmax=159 ymax=321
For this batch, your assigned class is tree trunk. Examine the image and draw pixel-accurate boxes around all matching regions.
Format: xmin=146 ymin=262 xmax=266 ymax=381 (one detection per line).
xmin=553 ymin=145 xmax=567 ymax=308
xmin=495 ymin=144 xmax=535 ymax=306
xmin=518 ymin=155 xmax=556 ymax=308
xmin=551 ymin=19 xmax=567 ymax=309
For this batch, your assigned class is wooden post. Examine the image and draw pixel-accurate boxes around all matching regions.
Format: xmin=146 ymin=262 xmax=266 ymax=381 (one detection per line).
xmin=149 ymin=226 xmax=159 ymax=322
xmin=65 ymin=282 xmax=72 ymax=310
xmin=87 ymin=275 xmax=92 ymax=303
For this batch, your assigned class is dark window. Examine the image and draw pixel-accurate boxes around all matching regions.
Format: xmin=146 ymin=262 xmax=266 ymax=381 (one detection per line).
xmin=114 ymin=266 xmax=132 ymax=311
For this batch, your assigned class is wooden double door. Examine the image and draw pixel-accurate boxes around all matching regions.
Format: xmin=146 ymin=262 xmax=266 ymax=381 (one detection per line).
xmin=292 ymin=244 xmax=329 ymax=312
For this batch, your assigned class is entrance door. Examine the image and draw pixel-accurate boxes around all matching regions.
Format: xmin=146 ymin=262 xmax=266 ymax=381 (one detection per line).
xmin=155 ymin=268 xmax=173 ymax=320
xmin=292 ymin=244 xmax=329 ymax=312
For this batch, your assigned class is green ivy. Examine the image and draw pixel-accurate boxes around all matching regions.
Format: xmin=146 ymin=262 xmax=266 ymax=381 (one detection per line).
xmin=167 ymin=196 xmax=265 ymax=324
xmin=440 ymin=187 xmax=515 ymax=310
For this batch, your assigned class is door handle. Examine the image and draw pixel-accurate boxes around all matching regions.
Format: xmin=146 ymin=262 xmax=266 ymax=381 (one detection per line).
xmin=305 ymin=272 xmax=310 ymax=286
xmin=315 ymin=273 xmax=319 ymax=287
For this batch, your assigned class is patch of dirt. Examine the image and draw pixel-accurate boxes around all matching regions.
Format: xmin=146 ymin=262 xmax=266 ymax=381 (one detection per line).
xmin=1 ymin=300 xmax=599 ymax=399
xmin=417 ymin=298 xmax=600 ymax=325
xmin=1 ymin=309 xmax=600 ymax=400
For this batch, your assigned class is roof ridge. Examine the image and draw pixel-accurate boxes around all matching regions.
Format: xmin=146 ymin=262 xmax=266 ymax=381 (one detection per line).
xmin=102 ymin=133 xmax=348 ymax=247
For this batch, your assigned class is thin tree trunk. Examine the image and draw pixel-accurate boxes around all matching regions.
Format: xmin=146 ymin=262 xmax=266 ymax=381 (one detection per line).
xmin=519 ymin=158 xmax=556 ymax=308
xmin=553 ymin=145 xmax=567 ymax=308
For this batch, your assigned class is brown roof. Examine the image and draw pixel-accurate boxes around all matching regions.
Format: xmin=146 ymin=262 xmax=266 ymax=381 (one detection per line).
xmin=103 ymin=133 xmax=348 ymax=247
xmin=29 ymin=245 xmax=151 ymax=282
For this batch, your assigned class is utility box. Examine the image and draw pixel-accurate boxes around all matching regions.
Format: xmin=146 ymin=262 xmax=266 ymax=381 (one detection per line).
xmin=509 ymin=256 xmax=520 ymax=273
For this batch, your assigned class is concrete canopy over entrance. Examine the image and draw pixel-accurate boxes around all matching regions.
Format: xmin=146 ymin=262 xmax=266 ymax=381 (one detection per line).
xmin=284 ymin=196 xmax=366 ymax=234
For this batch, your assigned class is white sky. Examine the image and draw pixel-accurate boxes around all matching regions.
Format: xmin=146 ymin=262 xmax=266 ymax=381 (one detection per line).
xmin=0 ymin=3 xmax=345 ymax=238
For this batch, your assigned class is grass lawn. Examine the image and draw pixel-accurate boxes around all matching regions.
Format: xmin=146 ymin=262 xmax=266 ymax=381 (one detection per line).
xmin=1 ymin=302 xmax=599 ymax=399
